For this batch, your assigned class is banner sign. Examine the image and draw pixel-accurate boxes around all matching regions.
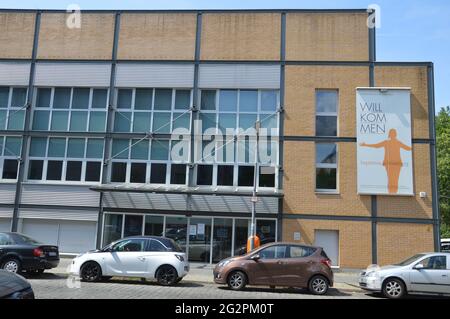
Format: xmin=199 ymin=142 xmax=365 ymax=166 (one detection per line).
xmin=356 ymin=88 xmax=414 ymax=196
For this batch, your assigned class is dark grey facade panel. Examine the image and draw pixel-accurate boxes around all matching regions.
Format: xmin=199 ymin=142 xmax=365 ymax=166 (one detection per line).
xmin=283 ymin=213 xmax=435 ymax=225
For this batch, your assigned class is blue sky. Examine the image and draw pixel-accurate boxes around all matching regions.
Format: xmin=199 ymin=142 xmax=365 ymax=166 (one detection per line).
xmin=1 ymin=0 xmax=449 ymax=113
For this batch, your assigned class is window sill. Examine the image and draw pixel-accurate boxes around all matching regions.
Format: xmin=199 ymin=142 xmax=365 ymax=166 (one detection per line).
xmin=315 ymin=190 xmax=340 ymax=195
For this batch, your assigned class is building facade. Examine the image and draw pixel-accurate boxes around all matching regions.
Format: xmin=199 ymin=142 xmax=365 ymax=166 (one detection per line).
xmin=0 ymin=9 xmax=439 ymax=268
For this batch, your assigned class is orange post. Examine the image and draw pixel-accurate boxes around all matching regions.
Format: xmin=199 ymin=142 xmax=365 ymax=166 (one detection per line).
xmin=246 ymin=235 xmax=261 ymax=253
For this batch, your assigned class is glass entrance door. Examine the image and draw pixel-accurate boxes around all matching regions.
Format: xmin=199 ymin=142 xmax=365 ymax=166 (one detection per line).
xmin=165 ymin=216 xmax=188 ymax=253
xmin=189 ymin=218 xmax=212 ymax=262
xmin=212 ymin=218 xmax=233 ymax=262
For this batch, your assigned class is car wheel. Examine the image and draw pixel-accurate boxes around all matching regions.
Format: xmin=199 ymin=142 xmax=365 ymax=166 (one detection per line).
xmin=308 ymin=275 xmax=329 ymax=295
xmin=227 ymin=271 xmax=247 ymax=291
xmin=1 ymin=257 xmax=21 ymax=274
xmin=382 ymin=278 xmax=406 ymax=299
xmin=80 ymin=262 xmax=102 ymax=282
xmin=156 ymin=265 xmax=178 ymax=286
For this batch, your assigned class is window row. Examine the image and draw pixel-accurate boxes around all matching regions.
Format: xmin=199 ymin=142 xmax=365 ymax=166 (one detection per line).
xmin=0 ymin=87 xmax=28 ymax=131
xmin=200 ymin=89 xmax=278 ymax=112
xmin=29 ymin=137 xmax=104 ymax=159
xmin=27 ymin=160 xmax=101 ymax=182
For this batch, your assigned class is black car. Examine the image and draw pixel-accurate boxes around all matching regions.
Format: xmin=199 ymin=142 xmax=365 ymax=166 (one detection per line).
xmin=0 ymin=270 xmax=35 ymax=299
xmin=0 ymin=232 xmax=59 ymax=275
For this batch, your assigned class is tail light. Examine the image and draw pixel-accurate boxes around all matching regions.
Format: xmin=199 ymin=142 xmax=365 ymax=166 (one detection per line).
xmin=33 ymin=248 xmax=45 ymax=257
xmin=321 ymin=258 xmax=332 ymax=268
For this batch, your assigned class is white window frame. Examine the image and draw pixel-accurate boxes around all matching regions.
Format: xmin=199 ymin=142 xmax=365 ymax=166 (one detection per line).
xmin=315 ymin=142 xmax=339 ymax=193
xmin=315 ymin=89 xmax=339 ymax=137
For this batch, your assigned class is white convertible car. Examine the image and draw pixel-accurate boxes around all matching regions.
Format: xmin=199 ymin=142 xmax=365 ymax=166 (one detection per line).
xmin=69 ymin=236 xmax=189 ymax=286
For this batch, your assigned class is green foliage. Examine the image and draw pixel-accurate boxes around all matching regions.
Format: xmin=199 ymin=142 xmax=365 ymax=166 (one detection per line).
xmin=436 ymin=106 xmax=450 ymax=236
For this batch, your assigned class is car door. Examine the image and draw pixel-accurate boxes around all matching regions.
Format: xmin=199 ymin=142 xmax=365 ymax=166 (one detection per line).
xmin=143 ymin=239 xmax=169 ymax=279
xmin=409 ymin=255 xmax=450 ymax=294
xmin=103 ymin=239 xmax=148 ymax=277
xmin=282 ymin=245 xmax=316 ymax=287
xmin=246 ymin=245 xmax=289 ymax=286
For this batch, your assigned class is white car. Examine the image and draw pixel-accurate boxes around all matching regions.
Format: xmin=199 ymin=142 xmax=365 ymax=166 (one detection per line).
xmin=69 ymin=236 xmax=189 ymax=286
xmin=359 ymin=252 xmax=450 ymax=298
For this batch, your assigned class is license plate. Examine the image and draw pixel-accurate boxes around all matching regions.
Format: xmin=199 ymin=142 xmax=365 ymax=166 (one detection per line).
xmin=48 ymin=252 xmax=57 ymax=257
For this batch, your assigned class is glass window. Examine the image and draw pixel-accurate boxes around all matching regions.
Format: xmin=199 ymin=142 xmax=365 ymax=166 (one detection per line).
xmin=2 ymin=159 xmax=18 ymax=179
xmin=117 ymin=89 xmax=132 ymax=109
xmin=50 ymin=111 xmax=69 ymax=131
xmin=212 ymin=218 xmax=233 ymax=262
xmin=316 ymin=168 xmax=337 ymax=190
xmin=28 ymin=160 xmax=43 ymax=180
xmin=4 ymin=137 xmax=22 ymax=156
xmin=234 ymin=219 xmax=249 ymax=256
xmin=85 ymin=162 xmax=101 ymax=182
xmin=92 ymin=89 xmax=108 ymax=108
xmin=67 ymin=139 xmax=85 ymax=158
xmin=418 ymin=256 xmax=447 ymax=270
xmin=66 ymin=161 xmax=82 ymax=181
xmin=7 ymin=110 xmax=25 ymax=130
xmin=259 ymin=166 xmax=275 ymax=187
xmin=316 ymin=144 xmax=337 ymax=164
xmin=260 ymin=113 xmax=278 ymax=131
xmin=11 ymin=88 xmax=27 ymax=107
xmin=151 ymin=140 xmax=169 ymax=160
xmin=175 ymin=90 xmax=190 ymax=110
xmin=89 ymin=111 xmax=106 ymax=132
xmin=46 ymin=161 xmax=63 ymax=180
xmin=189 ymin=218 xmax=212 ymax=262
xmin=86 ymin=139 xmax=104 ymax=159
xmin=150 ymin=163 xmax=166 ymax=184
xmin=217 ymin=165 xmax=233 ymax=186
xmin=0 ymin=233 xmax=14 ymax=245
xmin=111 ymin=162 xmax=127 ymax=183
xmin=114 ymin=112 xmax=131 ymax=132
xmin=218 ymin=114 xmax=236 ymax=133
xmin=152 ymin=112 xmax=171 ymax=133
xmin=200 ymin=113 xmax=216 ymax=133
xmin=0 ymin=87 xmax=9 ymax=108
xmin=289 ymin=246 xmax=316 ymax=258
xmin=111 ymin=139 xmax=129 ymax=159
xmin=103 ymin=214 xmax=122 ymax=246
xmin=135 ymin=89 xmax=152 ymax=110
xmin=36 ymin=88 xmax=51 ymax=108
xmin=148 ymin=239 xmax=167 ymax=252
xmin=316 ymin=90 xmax=338 ymax=113
xmin=144 ymin=215 xmax=164 ymax=236
xmin=239 ymin=90 xmax=258 ymax=112
xmin=170 ymin=164 xmax=186 ymax=185
xmin=48 ymin=138 xmax=66 ymax=157
xmin=164 ymin=216 xmax=187 ymax=250
xmin=70 ymin=111 xmax=88 ymax=131
xmin=0 ymin=110 xmax=6 ymax=129
xmin=219 ymin=90 xmax=237 ymax=111
xmin=259 ymin=245 xmax=287 ymax=259
xmin=173 ymin=112 xmax=190 ymax=131
xmin=261 ymin=90 xmax=278 ymax=111
xmin=257 ymin=219 xmax=276 ymax=244
xmin=130 ymin=163 xmax=146 ymax=183
xmin=239 ymin=114 xmax=257 ymax=130
xmin=113 ymin=238 xmax=145 ymax=252
xmin=154 ymin=89 xmax=172 ymax=110
xmin=316 ymin=143 xmax=337 ymax=191
xmin=238 ymin=166 xmax=254 ymax=187
xmin=30 ymin=137 xmax=47 ymax=157
xmin=72 ymin=88 xmax=90 ymax=109
xmin=132 ymin=112 xmax=151 ymax=132
xmin=316 ymin=116 xmax=337 ymax=136
xmin=53 ymin=88 xmax=71 ymax=109
xmin=130 ymin=140 xmax=149 ymax=160
xmin=197 ymin=165 xmax=213 ymax=186
xmin=124 ymin=215 xmax=144 ymax=237
xmin=32 ymin=111 xmax=50 ymax=130
xmin=201 ymin=90 xmax=216 ymax=110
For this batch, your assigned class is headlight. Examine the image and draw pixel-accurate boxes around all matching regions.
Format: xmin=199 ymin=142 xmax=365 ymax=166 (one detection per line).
xmin=366 ymin=271 xmax=379 ymax=278
xmin=218 ymin=260 xmax=232 ymax=268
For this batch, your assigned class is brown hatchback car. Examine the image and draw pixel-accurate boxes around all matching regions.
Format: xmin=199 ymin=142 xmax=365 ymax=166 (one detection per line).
xmin=213 ymin=242 xmax=334 ymax=295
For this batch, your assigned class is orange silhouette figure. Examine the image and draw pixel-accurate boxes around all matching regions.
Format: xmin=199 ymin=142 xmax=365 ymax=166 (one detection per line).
xmin=360 ymin=129 xmax=412 ymax=194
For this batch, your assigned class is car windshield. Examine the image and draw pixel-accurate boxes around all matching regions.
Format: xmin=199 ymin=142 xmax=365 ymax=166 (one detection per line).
xmin=394 ymin=254 xmax=426 ymax=266
xmin=12 ymin=234 xmax=42 ymax=245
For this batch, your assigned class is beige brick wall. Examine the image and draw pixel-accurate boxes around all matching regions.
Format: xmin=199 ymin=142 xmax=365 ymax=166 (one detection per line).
xmin=37 ymin=13 xmax=115 ymax=60
xmin=118 ymin=13 xmax=197 ymax=60
xmin=377 ymin=223 xmax=434 ymax=266
xmin=377 ymin=144 xmax=432 ymax=219
xmin=283 ymin=218 xmax=372 ymax=268
xmin=286 ymin=12 xmax=369 ymax=61
xmin=284 ymin=65 xmax=370 ymax=136
xmin=200 ymin=13 xmax=280 ymax=60
xmin=375 ymin=66 xmax=429 ymax=139
xmin=283 ymin=141 xmax=372 ymax=216
xmin=0 ymin=12 xmax=35 ymax=59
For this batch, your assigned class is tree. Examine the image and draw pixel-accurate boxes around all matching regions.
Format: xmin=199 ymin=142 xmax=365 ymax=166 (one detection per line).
xmin=436 ymin=106 xmax=450 ymax=238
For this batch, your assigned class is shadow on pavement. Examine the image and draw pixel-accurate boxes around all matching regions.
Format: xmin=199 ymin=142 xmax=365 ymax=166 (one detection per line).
xmin=218 ymin=286 xmax=352 ymax=296
xmin=102 ymin=278 xmax=204 ymax=288
xmin=365 ymin=292 xmax=450 ymax=300
xmin=22 ymin=272 xmax=65 ymax=280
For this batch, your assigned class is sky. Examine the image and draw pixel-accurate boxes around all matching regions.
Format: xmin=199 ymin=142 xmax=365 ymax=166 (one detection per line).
xmin=1 ymin=0 xmax=449 ymax=113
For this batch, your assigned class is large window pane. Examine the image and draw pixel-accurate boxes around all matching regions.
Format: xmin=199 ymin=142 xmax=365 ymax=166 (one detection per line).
xmin=66 ymin=161 xmax=82 ymax=181
xmin=117 ymin=89 xmax=132 ymax=109
xmin=217 ymin=165 xmax=233 ymax=186
xmin=189 ymin=218 xmax=212 ymax=262
xmin=219 ymin=90 xmax=237 ymax=111
xmin=261 ymin=90 xmax=278 ymax=111
xmin=111 ymin=162 xmax=127 ymax=182
xmin=111 ymin=139 xmax=129 ymax=159
xmin=256 ymin=219 xmax=276 ymax=244
xmin=30 ymin=137 xmax=47 ymax=157
xmin=124 ymin=215 xmax=143 ymax=237
xmin=72 ymin=88 xmax=90 ymax=109
xmin=135 ymin=89 xmax=152 ymax=110
xmin=239 ymin=114 xmax=257 ymax=130
xmin=48 ymin=138 xmax=66 ymax=157
xmin=28 ymin=160 xmax=43 ymax=180
xmin=103 ymin=214 xmax=123 ymax=246
xmin=85 ymin=162 xmax=101 ymax=182
xmin=2 ymin=159 xmax=18 ymax=179
xmin=130 ymin=163 xmax=146 ymax=183
xmin=238 ymin=166 xmax=254 ymax=186
xmin=67 ymin=138 xmax=85 ymax=158
xmin=114 ymin=112 xmax=132 ymax=132
xmin=234 ymin=219 xmax=249 ymax=256
xmin=50 ymin=111 xmax=69 ymax=131
xmin=152 ymin=112 xmax=171 ymax=133
xmin=0 ymin=110 xmax=6 ymax=129
xmin=150 ymin=163 xmax=166 ymax=184
xmin=175 ymin=90 xmax=190 ymax=110
xmin=316 ymin=143 xmax=337 ymax=164
xmin=86 ymin=139 xmax=104 ymax=158
xmin=92 ymin=89 xmax=108 ymax=109
xmin=150 ymin=140 xmax=169 ymax=160
xmin=239 ymin=90 xmax=258 ymax=112
xmin=197 ymin=165 xmax=213 ymax=186
xmin=170 ymin=164 xmax=186 ymax=185
xmin=316 ymin=90 xmax=338 ymax=113
xmin=164 ymin=216 xmax=187 ymax=252
xmin=316 ymin=116 xmax=337 ymax=136
xmin=69 ymin=111 xmax=88 ymax=131
xmin=5 ymin=137 xmax=22 ymax=156
xmin=11 ymin=88 xmax=27 ymax=107
xmin=200 ymin=90 xmax=216 ymax=110
xmin=132 ymin=112 xmax=151 ymax=132
xmin=0 ymin=87 xmax=9 ymax=108
xmin=46 ymin=161 xmax=63 ymax=180
xmin=89 ymin=111 xmax=106 ymax=132
xmin=218 ymin=114 xmax=236 ymax=133
xmin=212 ymin=218 xmax=233 ymax=262
xmin=7 ymin=110 xmax=25 ymax=130
xmin=260 ymin=113 xmax=278 ymax=131
xmin=259 ymin=166 xmax=275 ymax=187
xmin=32 ymin=111 xmax=50 ymax=130
xmin=36 ymin=88 xmax=51 ymax=108
xmin=154 ymin=89 xmax=172 ymax=110
xmin=172 ymin=112 xmax=190 ymax=131
xmin=316 ymin=168 xmax=337 ymax=190
xmin=144 ymin=215 xmax=164 ymax=236
xmin=53 ymin=88 xmax=71 ymax=109
xmin=130 ymin=140 xmax=148 ymax=160
xmin=200 ymin=113 xmax=216 ymax=133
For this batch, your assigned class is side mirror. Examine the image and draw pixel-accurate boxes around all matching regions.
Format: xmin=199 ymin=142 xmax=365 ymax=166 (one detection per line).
xmin=414 ymin=263 xmax=424 ymax=270
xmin=250 ymin=254 xmax=260 ymax=261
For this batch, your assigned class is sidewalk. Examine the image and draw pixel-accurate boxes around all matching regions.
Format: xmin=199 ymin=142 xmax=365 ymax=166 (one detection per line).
xmin=54 ymin=257 xmax=362 ymax=291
